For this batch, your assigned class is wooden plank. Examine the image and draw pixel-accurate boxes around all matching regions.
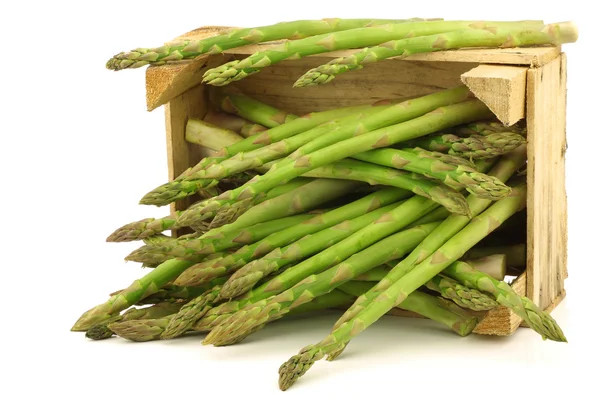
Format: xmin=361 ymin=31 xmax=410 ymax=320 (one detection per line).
xmin=473 ymin=273 xmax=525 ymax=336
xmin=230 ymin=57 xmax=476 ymax=115
xmin=461 ymin=64 xmax=527 ymax=126
xmin=164 ymin=84 xmax=212 ymax=218
xmin=525 ymin=53 xmax=568 ymax=309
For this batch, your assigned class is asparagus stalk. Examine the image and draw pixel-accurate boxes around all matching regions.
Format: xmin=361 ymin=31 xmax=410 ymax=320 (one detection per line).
xmin=202 ymin=20 xmax=544 ymax=86
xmin=106 ymin=18 xmax=421 ymax=70
xmin=185 ymin=119 xmax=244 ymax=151
xmin=180 ymin=100 xmax=493 ymax=224
xmin=126 ymin=213 xmax=317 ymax=264
xmin=352 ymin=148 xmax=511 ymax=200
xmin=295 ymin=22 xmax=577 ymax=86
xmin=303 ymin=159 xmax=470 ymax=215
xmin=444 ymin=261 xmax=566 ymax=341
xmin=400 ymin=132 xmax=526 ymax=159
xmin=204 ymin=222 xmax=440 ymax=346
xmin=333 ymin=145 xmax=526 ymax=329
xmin=278 ymin=182 xmax=528 ymax=390
xmin=175 ymin=202 xmax=402 ymax=289
xmin=210 ymin=90 xmax=297 ymax=128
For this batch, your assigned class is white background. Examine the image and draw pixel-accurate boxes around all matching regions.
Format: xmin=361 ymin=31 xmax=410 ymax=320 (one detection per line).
xmin=1 ymin=1 xmax=597 ymax=399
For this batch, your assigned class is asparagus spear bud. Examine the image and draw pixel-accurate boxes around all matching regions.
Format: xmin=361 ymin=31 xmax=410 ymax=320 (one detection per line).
xmin=85 ymin=323 xmax=115 ymax=340
xmin=161 ymin=286 xmax=222 ymax=339
xmin=202 ymin=20 xmax=544 ymax=85
xmin=106 ymin=19 xmax=418 ymax=70
xmin=425 ymin=275 xmax=498 ymax=311
xmin=106 ymin=215 xmax=179 ymax=242
xmin=295 ymin=22 xmax=577 ymax=86
xmin=353 ymin=148 xmax=512 ymax=200
xmin=108 ymin=317 xmax=173 ymax=342
xmin=210 ymin=90 xmax=297 ymax=128
xmin=278 ymin=182 xmax=528 ymax=390
xmin=454 ymin=121 xmax=526 ymax=137
xmin=185 ymin=100 xmax=493 ymax=221
xmin=444 ymin=261 xmax=566 ymax=341
xmin=402 ymin=132 xmax=526 ymax=159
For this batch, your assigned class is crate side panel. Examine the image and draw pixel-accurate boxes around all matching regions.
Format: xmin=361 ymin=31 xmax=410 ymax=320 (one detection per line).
xmin=525 ymin=54 xmax=568 ymax=309
xmin=165 ymin=84 xmax=212 ymax=215
xmin=229 ymin=58 xmax=478 ymax=115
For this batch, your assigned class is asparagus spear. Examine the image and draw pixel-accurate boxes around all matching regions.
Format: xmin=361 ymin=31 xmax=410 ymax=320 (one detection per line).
xmin=295 ymin=22 xmax=578 ymax=86
xmin=204 ymin=222 xmax=440 ymax=346
xmin=126 ymin=213 xmax=317 ymax=264
xmin=202 ymin=20 xmax=544 ymax=86
xmin=210 ymin=90 xmax=297 ymax=128
xmin=444 ymin=261 xmax=566 ymax=341
xmin=106 ymin=18 xmax=420 ymax=70
xmin=400 ymin=132 xmax=526 ymax=160
xmin=175 ymin=202 xmax=402 ymax=288
xmin=179 ymin=100 xmax=493 ymax=224
xmin=353 ymin=148 xmax=511 ymax=200
xmin=303 ymin=159 xmax=470 ymax=215
xmin=333 ymin=145 xmax=526 ymax=329
xmin=462 ymin=254 xmax=507 ymax=280
xmin=278 ymin=182 xmax=528 ymax=390
xmin=185 ymin=119 xmax=244 ymax=151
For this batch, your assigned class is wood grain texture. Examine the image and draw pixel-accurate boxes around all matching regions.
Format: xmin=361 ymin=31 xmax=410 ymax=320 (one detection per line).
xmin=164 ymin=84 xmax=212 ymax=218
xmin=461 ymin=64 xmax=527 ymax=126
xmin=525 ymin=53 xmax=568 ymax=309
xmin=230 ymin=57 xmax=476 ymax=115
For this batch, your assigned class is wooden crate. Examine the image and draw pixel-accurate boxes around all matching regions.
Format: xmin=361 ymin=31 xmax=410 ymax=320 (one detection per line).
xmin=144 ymin=26 xmax=568 ymax=337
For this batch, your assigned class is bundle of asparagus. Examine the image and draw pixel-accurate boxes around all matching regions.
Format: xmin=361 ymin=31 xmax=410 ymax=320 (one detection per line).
xmin=74 ymin=17 xmax=574 ymax=390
